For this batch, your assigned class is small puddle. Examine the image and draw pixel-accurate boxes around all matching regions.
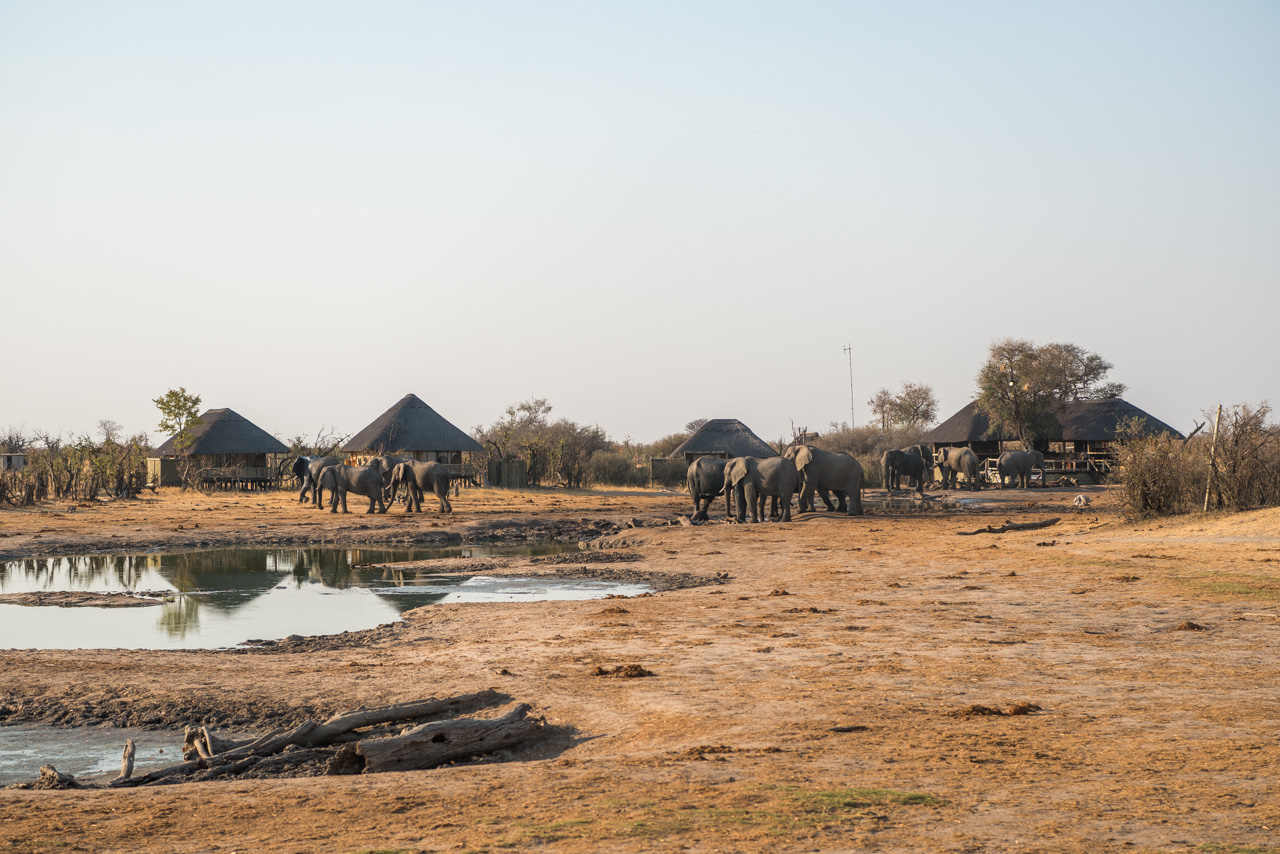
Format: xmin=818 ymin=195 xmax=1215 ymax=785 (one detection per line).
xmin=0 ymin=725 xmax=181 ymax=786
xmin=0 ymin=546 xmax=648 ymax=650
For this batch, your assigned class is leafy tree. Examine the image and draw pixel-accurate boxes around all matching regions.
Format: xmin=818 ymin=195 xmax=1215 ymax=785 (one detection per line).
xmin=976 ymin=339 xmax=1124 ymax=445
xmin=867 ymin=383 xmax=939 ymax=431
xmin=153 ymin=387 xmax=204 ymax=487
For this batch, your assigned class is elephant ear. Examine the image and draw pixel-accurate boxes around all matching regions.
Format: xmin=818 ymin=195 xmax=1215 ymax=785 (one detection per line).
xmin=796 ymin=446 xmax=814 ymax=469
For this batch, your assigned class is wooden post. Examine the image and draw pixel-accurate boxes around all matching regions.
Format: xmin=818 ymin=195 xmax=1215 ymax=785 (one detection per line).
xmin=1203 ymin=404 xmax=1222 ymax=513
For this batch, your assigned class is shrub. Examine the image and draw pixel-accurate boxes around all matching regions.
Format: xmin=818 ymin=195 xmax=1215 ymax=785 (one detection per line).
xmin=1114 ymin=404 xmax=1280 ymax=518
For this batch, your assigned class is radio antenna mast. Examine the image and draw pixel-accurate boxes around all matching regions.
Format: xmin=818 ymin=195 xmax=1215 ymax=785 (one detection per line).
xmin=843 ymin=344 xmax=855 ymax=427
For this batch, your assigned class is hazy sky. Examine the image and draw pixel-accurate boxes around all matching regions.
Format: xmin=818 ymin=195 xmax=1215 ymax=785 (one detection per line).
xmin=3 ymin=2 xmax=1277 ymax=446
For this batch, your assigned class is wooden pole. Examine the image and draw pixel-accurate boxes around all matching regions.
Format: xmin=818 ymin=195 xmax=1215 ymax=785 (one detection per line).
xmin=1203 ymin=404 xmax=1222 ymax=512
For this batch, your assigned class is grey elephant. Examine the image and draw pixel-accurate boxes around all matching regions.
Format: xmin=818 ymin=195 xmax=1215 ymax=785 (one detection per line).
xmin=724 ymin=456 xmax=799 ymax=523
xmin=902 ymin=444 xmax=932 ymax=488
xmin=687 ymin=457 xmax=730 ymax=522
xmin=318 ymin=464 xmax=388 ymax=514
xmin=292 ymin=455 xmax=340 ymax=505
xmin=997 ymin=449 xmax=1045 ymax=489
xmin=367 ymin=454 xmax=409 ymax=501
xmin=936 ymin=447 xmax=982 ymax=490
xmin=388 ymin=461 xmax=453 ymax=513
xmin=783 ymin=445 xmax=864 ymax=516
xmin=881 ymin=449 xmax=906 ymax=490
xmin=882 ymin=450 xmax=927 ymax=494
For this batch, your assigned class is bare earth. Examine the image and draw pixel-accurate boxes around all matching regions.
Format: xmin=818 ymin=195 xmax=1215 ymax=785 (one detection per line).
xmin=1 ymin=485 xmax=1278 ymax=853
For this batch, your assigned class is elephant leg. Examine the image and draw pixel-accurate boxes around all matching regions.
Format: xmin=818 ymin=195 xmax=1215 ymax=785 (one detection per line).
xmin=732 ymin=483 xmax=747 ymax=523
xmin=779 ymin=491 xmax=792 ymax=522
xmin=798 ymin=481 xmax=814 ymax=513
xmin=436 ymin=482 xmax=452 ymax=513
xmin=849 ymin=487 xmax=863 ymax=516
xmin=818 ymin=488 xmax=837 ymax=512
xmin=832 ymin=490 xmax=848 ymax=513
xmin=745 ymin=483 xmax=761 ymax=523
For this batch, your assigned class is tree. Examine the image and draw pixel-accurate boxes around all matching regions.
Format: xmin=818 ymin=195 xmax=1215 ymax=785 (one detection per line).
xmin=684 ymin=418 xmax=709 ymax=433
xmin=867 ymin=383 xmax=939 ymax=431
xmin=867 ymin=389 xmax=896 ymax=431
xmin=153 ymin=388 xmax=203 ymax=487
xmin=891 ymin=382 xmax=938 ymax=429
xmin=976 ymin=339 xmax=1124 ymax=445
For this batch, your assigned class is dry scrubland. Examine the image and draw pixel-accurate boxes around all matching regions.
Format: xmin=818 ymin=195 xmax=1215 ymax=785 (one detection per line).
xmin=1 ymin=486 xmax=1279 ymax=853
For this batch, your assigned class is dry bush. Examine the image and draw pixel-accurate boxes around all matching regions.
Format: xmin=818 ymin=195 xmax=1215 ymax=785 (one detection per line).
xmin=1207 ymin=404 xmax=1280 ymax=510
xmin=1115 ymin=404 xmax=1280 ymax=518
xmin=1113 ymin=426 xmax=1205 ymax=518
xmin=584 ymin=450 xmax=649 ymax=488
xmin=0 ymin=430 xmax=151 ymax=506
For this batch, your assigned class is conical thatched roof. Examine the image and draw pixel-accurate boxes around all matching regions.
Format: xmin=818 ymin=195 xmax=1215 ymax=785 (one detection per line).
xmin=156 ymin=409 xmax=288 ymax=456
xmin=343 ymin=394 xmax=482 ymax=454
xmin=922 ymin=398 xmax=1183 ymax=444
xmin=668 ymin=419 xmax=778 ymax=459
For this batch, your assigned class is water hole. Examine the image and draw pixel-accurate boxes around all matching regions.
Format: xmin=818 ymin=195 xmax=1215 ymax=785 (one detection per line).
xmin=0 ymin=545 xmax=649 ymax=651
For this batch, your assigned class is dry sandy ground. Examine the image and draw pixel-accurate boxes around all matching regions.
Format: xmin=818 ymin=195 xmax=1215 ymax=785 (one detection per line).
xmin=1 ymin=485 xmax=1278 ymax=853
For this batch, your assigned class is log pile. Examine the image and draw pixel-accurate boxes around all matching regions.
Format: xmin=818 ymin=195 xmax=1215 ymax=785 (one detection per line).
xmin=15 ymin=690 xmax=544 ymax=789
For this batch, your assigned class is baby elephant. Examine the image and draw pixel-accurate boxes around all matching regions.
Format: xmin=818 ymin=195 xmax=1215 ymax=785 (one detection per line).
xmin=319 ymin=464 xmax=387 ymax=514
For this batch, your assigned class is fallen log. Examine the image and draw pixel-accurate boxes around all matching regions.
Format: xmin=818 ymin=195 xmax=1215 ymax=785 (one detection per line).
xmin=957 ymin=517 xmax=1060 ymax=536
xmin=25 ymin=692 xmax=539 ymax=789
xmin=304 ymin=689 xmax=505 ymax=746
xmin=355 ymin=702 xmax=540 ymax=774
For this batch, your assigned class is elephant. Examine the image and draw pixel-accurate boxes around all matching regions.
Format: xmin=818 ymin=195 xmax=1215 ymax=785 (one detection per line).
xmin=997 ymin=449 xmax=1045 ymax=489
xmin=318 ymin=464 xmax=388 ymax=514
xmin=783 ymin=445 xmax=864 ymax=516
xmin=936 ymin=447 xmax=982 ymax=490
xmin=882 ymin=450 xmax=927 ymax=495
xmin=388 ymin=461 xmax=453 ymax=513
xmin=367 ymin=455 xmax=409 ymax=500
xmin=687 ymin=457 xmax=730 ymax=522
xmin=881 ymin=449 xmax=906 ymax=491
xmin=292 ymin=456 xmax=339 ymax=505
xmin=724 ymin=456 xmax=799 ymax=523
xmin=902 ymin=444 xmax=932 ymax=488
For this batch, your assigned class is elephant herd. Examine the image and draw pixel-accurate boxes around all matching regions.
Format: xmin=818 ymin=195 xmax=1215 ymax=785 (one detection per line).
xmin=291 ymin=455 xmax=453 ymax=515
xmin=688 ymin=444 xmax=866 ymax=524
xmin=689 ymin=444 xmax=1050 ymax=523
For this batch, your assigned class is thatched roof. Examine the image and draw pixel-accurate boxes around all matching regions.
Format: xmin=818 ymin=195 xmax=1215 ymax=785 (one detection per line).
xmin=922 ymin=398 xmax=1183 ymax=444
xmin=668 ymin=419 xmax=778 ymax=459
xmin=156 ymin=408 xmax=288 ymax=456
xmin=343 ymin=394 xmax=482 ymax=454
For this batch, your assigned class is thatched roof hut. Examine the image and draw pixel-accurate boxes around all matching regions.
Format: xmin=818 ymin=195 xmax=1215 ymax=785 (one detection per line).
xmin=922 ymin=398 xmax=1182 ymax=457
xmin=151 ymin=408 xmax=288 ymax=487
xmin=343 ymin=394 xmax=482 ymax=464
xmin=155 ymin=408 xmax=288 ymax=457
xmin=668 ymin=419 xmax=778 ymax=462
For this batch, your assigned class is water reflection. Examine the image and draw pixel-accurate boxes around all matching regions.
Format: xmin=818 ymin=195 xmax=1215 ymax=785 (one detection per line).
xmin=0 ymin=544 xmax=630 ymax=650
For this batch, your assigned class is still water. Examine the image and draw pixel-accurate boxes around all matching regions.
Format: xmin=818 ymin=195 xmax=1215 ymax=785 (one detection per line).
xmin=0 ymin=546 xmax=649 ymax=650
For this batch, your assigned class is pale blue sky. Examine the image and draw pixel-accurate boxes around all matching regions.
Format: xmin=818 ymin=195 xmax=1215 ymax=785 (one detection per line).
xmin=2 ymin=2 xmax=1277 ymax=445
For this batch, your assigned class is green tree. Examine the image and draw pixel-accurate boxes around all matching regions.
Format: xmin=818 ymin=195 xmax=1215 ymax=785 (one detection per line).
xmin=976 ymin=339 xmax=1124 ymax=445
xmin=153 ymin=388 xmax=203 ymax=486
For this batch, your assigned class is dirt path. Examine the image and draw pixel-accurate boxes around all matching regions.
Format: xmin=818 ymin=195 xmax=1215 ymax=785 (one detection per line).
xmin=1 ymin=485 xmax=1278 ymax=852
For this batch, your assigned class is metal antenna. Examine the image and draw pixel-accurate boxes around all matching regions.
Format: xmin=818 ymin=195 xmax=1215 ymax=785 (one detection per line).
xmin=843 ymin=344 xmax=855 ymax=427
